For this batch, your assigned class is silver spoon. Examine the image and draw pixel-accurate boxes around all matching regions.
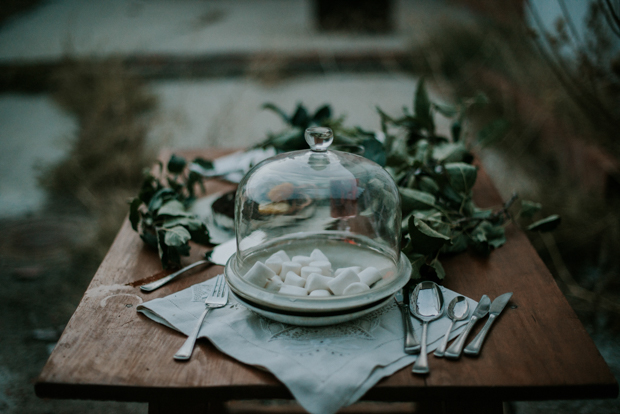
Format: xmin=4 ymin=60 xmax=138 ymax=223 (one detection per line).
xmin=434 ymin=296 xmax=469 ymax=358
xmin=409 ymin=281 xmax=445 ymax=375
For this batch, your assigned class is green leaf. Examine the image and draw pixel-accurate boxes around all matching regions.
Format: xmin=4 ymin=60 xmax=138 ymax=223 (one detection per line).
xmin=476 ymin=119 xmax=510 ymax=147
xmin=418 ymin=176 xmax=439 ymax=195
xmin=361 ymin=136 xmax=386 ymax=166
xmin=268 ymin=128 xmax=305 ymax=152
xmin=400 ymin=188 xmax=437 ymax=215
xmin=291 ymin=104 xmax=310 ymax=128
xmin=433 ymin=103 xmax=458 ymax=117
xmin=527 ymin=215 xmax=561 ymax=232
xmin=442 ymin=232 xmax=469 ymax=254
xmin=312 ymin=105 xmax=332 ymax=124
xmin=408 ymin=216 xmax=451 ymax=255
xmin=520 ymin=200 xmax=542 ymax=218
xmin=407 ymin=253 xmax=427 ymax=279
xmin=161 ymin=216 xmax=203 ymax=231
xmin=167 ymin=154 xmax=187 ymax=174
xmin=429 ymin=260 xmax=446 ymax=280
xmin=445 ymin=162 xmax=477 ymax=195
xmin=262 ymin=103 xmax=290 ymax=123
xmin=129 ymin=198 xmax=142 ymax=231
xmin=470 ymin=221 xmax=506 ymax=255
xmin=147 ymin=188 xmax=176 ymax=212
xmin=451 ymin=121 xmax=462 ymax=142
xmin=157 ymin=200 xmax=194 ymax=217
xmin=192 ymin=157 xmax=214 ymax=170
xmin=163 ymin=226 xmax=191 ymax=247
xmin=432 ymin=142 xmax=470 ymax=163
xmin=414 ymin=79 xmax=434 ymax=133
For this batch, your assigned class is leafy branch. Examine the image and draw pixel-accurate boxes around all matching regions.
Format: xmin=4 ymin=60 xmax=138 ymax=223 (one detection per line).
xmin=128 ymin=154 xmax=214 ymax=269
xmin=258 ymin=80 xmax=560 ymax=281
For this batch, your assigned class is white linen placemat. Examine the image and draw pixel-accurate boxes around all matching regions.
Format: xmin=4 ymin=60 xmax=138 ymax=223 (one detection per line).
xmin=137 ymin=277 xmax=477 ymax=414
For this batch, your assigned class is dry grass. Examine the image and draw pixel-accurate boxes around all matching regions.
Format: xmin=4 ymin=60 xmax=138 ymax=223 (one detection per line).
xmin=38 ymin=57 xmax=157 ymax=258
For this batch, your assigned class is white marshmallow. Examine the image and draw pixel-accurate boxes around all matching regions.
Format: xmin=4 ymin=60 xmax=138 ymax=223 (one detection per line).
xmin=284 ymin=271 xmax=306 ymax=288
xmin=343 ymin=282 xmax=370 ymax=296
xmin=292 ymin=255 xmax=313 ymax=267
xmin=265 ymin=257 xmax=283 ymax=274
xmin=280 ymin=261 xmax=302 ymax=277
xmin=244 ymin=261 xmax=276 ymax=288
xmin=327 ymin=269 xmax=360 ymax=296
xmin=357 ymin=267 xmax=382 ymax=287
xmin=305 ymin=273 xmax=333 ymax=292
xmin=301 ymin=266 xmax=322 ymax=279
xmin=309 ymin=289 xmax=332 ymax=297
xmin=279 ymin=285 xmax=308 ymax=296
xmin=265 ymin=275 xmax=284 ymax=291
xmin=310 ymin=248 xmax=329 ymax=262
xmin=270 ymin=250 xmax=290 ymax=263
xmin=334 ymin=266 xmax=362 ymax=276
xmin=309 ymin=260 xmax=332 ymax=276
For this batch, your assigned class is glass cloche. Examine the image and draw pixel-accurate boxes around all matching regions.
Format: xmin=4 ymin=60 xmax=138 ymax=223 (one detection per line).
xmin=225 ymin=127 xmax=411 ymax=316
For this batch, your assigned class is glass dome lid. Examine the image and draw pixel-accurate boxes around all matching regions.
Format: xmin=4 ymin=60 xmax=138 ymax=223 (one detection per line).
xmin=225 ymin=127 xmax=411 ymax=314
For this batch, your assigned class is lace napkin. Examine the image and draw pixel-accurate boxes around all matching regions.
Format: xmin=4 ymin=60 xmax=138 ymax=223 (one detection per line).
xmin=137 ymin=277 xmax=477 ymax=414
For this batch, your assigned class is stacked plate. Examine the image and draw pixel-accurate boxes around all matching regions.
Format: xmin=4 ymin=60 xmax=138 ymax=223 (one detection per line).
xmin=224 ymin=251 xmax=411 ymax=326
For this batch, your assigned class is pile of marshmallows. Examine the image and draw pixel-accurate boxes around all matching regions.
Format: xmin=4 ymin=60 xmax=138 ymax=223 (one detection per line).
xmin=243 ymin=248 xmax=383 ymax=297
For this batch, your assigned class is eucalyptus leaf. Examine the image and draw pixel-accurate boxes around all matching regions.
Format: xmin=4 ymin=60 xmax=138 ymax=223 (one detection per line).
xmin=520 ymin=200 xmax=542 ymax=218
xmin=291 ymin=104 xmax=310 ymax=128
xmin=430 ymin=260 xmax=446 ymax=280
xmin=445 ymin=162 xmax=477 ymax=195
xmin=163 ymin=225 xmax=191 ymax=247
xmin=312 ymin=105 xmax=331 ymax=124
xmin=400 ymin=188 xmax=437 ymax=214
xmin=414 ymin=79 xmax=434 ymax=133
xmin=361 ymin=136 xmax=386 ymax=166
xmin=471 ymin=221 xmax=506 ymax=255
xmin=407 ymin=253 xmax=427 ymax=279
xmin=433 ymin=142 xmax=470 ymax=163
xmin=433 ymin=102 xmax=458 ymax=117
xmin=147 ymin=188 xmax=176 ymax=212
xmin=527 ymin=215 xmax=561 ymax=232
xmin=129 ymin=198 xmax=141 ymax=231
xmin=451 ymin=121 xmax=462 ymax=142
xmin=192 ymin=157 xmax=214 ymax=170
xmin=157 ymin=200 xmax=194 ymax=217
xmin=418 ymin=176 xmax=439 ymax=195
xmin=167 ymin=154 xmax=187 ymax=174
xmin=408 ymin=216 xmax=451 ymax=254
xmin=262 ymin=103 xmax=290 ymax=123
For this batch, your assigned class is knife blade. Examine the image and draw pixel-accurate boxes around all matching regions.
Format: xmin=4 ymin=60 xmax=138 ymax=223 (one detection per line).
xmin=394 ymin=289 xmax=420 ymax=353
xmin=463 ymin=292 xmax=513 ymax=356
xmin=444 ymin=294 xmax=491 ymax=359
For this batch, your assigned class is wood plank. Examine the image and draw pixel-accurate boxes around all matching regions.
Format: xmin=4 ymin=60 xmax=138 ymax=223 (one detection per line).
xmin=35 ymin=149 xmax=618 ymax=404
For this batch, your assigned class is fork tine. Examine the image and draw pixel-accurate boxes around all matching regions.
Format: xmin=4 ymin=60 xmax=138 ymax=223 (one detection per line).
xmin=211 ymin=274 xmax=226 ymax=298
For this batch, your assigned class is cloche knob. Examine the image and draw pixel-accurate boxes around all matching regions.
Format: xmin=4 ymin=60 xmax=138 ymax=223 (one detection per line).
xmin=305 ymin=127 xmax=333 ymax=152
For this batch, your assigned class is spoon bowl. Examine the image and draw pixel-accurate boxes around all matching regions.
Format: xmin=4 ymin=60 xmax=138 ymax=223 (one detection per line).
xmin=409 ymin=281 xmax=445 ymax=374
xmin=434 ymin=296 xmax=469 ymax=357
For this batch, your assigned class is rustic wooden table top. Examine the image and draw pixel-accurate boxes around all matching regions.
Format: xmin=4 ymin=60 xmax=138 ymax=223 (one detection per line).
xmin=35 ymin=148 xmax=618 ymax=408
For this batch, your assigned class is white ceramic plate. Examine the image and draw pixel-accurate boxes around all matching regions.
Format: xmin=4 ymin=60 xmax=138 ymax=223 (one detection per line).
xmin=230 ymin=290 xmax=393 ymax=326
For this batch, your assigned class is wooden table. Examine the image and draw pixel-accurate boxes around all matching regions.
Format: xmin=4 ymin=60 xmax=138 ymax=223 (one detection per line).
xmin=35 ymin=149 xmax=618 ymax=414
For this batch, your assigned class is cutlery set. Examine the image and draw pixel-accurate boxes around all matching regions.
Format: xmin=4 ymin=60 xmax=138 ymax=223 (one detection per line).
xmin=399 ymin=282 xmax=512 ymax=375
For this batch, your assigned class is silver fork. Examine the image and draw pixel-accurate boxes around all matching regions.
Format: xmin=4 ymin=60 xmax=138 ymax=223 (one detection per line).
xmin=174 ymin=274 xmax=229 ymax=361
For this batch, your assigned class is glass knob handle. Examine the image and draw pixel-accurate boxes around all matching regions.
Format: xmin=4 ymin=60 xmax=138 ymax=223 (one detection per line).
xmin=305 ymin=127 xmax=333 ymax=152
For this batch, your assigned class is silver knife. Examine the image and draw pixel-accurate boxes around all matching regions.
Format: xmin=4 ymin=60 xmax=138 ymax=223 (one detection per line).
xmin=444 ymin=294 xmax=491 ymax=359
xmin=394 ymin=289 xmax=420 ymax=353
xmin=464 ymin=292 xmax=513 ymax=356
